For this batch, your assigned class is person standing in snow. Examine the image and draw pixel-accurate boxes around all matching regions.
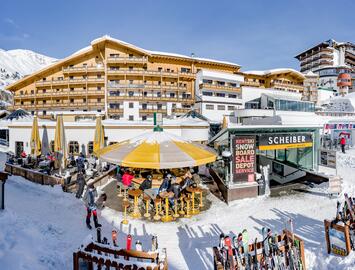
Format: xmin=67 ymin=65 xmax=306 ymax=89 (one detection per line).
xmin=83 ymin=184 xmax=102 ymax=229
xmin=340 ymin=135 xmax=346 ymax=153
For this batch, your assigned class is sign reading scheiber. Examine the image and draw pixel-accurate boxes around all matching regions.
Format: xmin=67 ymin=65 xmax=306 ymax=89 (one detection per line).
xmin=232 ymin=136 xmax=256 ymax=183
xmin=259 ymin=133 xmax=313 ymax=151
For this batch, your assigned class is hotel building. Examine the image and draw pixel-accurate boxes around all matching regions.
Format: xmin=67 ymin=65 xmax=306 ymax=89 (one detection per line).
xmin=295 ymin=39 xmax=355 ymax=95
xmin=6 ymin=35 xmax=241 ymax=121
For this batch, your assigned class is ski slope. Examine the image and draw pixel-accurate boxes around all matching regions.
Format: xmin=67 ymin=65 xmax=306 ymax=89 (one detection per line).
xmin=0 ymin=152 xmax=354 ymax=270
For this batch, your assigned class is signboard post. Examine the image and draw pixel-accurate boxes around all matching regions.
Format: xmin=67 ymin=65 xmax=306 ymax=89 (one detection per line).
xmin=324 ymin=219 xmax=352 ymax=256
xmin=232 ymin=136 xmax=256 ymax=183
xmin=0 ymin=172 xmax=8 ymax=210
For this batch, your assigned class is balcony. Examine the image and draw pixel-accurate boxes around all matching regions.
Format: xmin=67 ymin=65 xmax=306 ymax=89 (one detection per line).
xmin=63 ymin=65 xmax=105 ymax=73
xmin=199 ymin=83 xmax=241 ymax=93
xmin=107 ymin=83 xmax=188 ymax=91
xmin=108 ymin=108 xmax=123 ymax=113
xmin=172 ymin=108 xmax=191 ymax=114
xmin=107 ymin=69 xmax=194 ymax=79
xmin=35 ymin=78 xmax=105 ymax=87
xmin=140 ymin=109 xmax=167 ymax=114
xmin=107 ymin=94 xmax=194 ymax=104
xmin=241 ymin=81 xmax=261 ymax=87
xmin=107 ymin=56 xmax=148 ymax=64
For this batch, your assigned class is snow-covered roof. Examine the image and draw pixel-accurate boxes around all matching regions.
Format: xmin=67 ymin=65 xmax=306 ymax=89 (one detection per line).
xmin=243 ymin=68 xmax=305 ymax=79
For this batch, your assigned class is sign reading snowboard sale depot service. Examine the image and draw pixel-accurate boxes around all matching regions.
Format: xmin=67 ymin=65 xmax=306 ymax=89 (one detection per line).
xmin=233 ymin=136 xmax=256 ymax=183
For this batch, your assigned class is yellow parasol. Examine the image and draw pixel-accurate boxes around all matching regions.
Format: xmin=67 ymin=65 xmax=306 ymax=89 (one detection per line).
xmin=222 ymin=116 xmax=228 ymax=129
xmin=30 ymin=116 xmax=41 ymax=156
xmin=54 ymin=115 xmax=67 ymax=168
xmin=96 ymin=130 xmax=216 ymax=169
xmin=93 ymin=116 xmax=105 ymax=154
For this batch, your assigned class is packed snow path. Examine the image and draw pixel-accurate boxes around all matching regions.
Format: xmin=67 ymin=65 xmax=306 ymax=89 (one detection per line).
xmin=0 ymin=152 xmax=354 ymax=269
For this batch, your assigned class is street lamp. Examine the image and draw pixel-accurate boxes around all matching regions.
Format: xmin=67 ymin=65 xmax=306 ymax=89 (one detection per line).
xmin=222 ymin=149 xmax=232 ymax=184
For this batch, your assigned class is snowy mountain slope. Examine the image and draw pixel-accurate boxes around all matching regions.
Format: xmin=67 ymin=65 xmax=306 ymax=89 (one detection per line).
xmin=0 ymin=49 xmax=56 ymax=107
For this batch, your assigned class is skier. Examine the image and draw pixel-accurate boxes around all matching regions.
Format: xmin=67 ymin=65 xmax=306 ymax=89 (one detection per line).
xmin=340 ymin=135 xmax=346 ymax=153
xmin=76 ymin=171 xmax=86 ymax=198
xmin=83 ymin=184 xmax=102 ymax=229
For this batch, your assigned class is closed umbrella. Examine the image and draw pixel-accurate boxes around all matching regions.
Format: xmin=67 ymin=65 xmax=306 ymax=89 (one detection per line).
xmin=30 ymin=116 xmax=41 ymax=156
xmin=54 ymin=115 xmax=67 ymax=169
xmin=93 ymin=116 xmax=105 ymax=154
xmin=96 ymin=130 xmax=216 ymax=169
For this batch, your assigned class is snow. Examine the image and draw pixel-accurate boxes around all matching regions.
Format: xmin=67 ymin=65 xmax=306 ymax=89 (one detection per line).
xmin=243 ymin=68 xmax=305 ymax=78
xmin=0 ymin=150 xmax=355 ymax=269
xmin=0 ymin=48 xmax=55 ymax=105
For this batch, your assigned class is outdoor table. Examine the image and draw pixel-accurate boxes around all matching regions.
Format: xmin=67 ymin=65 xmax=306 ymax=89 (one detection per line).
xmin=143 ymin=194 xmax=151 ymax=219
xmin=153 ymin=198 xmax=162 ymax=221
xmin=186 ymin=187 xmax=200 ymax=215
xmin=159 ymin=191 xmax=174 ymax=222
xmin=128 ymin=189 xmax=142 ymax=219
xmin=121 ymin=200 xmax=130 ymax=225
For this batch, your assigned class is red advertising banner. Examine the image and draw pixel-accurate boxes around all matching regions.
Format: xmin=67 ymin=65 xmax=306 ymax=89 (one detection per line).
xmin=233 ymin=136 xmax=256 ymax=183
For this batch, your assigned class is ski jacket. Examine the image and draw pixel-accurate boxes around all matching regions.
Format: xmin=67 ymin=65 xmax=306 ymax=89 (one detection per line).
xmin=122 ymin=172 xmax=134 ymax=186
xmin=340 ymin=137 xmax=346 ymax=145
xmin=158 ymin=178 xmax=170 ymax=193
xmin=83 ymin=188 xmax=98 ymax=210
xmin=139 ymin=179 xmax=152 ymax=191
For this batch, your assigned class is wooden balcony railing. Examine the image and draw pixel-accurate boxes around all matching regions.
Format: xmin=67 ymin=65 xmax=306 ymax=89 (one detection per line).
xmin=107 ymin=69 xmax=194 ymax=78
xmin=35 ymin=78 xmax=105 ymax=87
xmin=199 ymin=83 xmax=241 ymax=92
xmin=107 ymin=56 xmax=148 ymax=64
xmin=63 ymin=66 xmax=105 ymax=73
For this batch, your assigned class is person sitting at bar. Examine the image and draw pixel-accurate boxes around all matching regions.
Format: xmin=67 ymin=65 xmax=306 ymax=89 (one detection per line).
xmin=20 ymin=151 xmax=27 ymax=158
xmin=181 ymin=168 xmax=196 ymax=191
xmin=122 ymin=169 xmax=134 ymax=188
xmin=158 ymin=173 xmax=171 ymax=194
xmin=139 ymin=174 xmax=152 ymax=191
xmin=167 ymin=176 xmax=181 ymax=207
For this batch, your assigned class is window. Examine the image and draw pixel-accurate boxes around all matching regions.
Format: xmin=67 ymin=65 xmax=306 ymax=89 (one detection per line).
xmin=129 ymin=66 xmax=133 ymax=71
xmin=169 ymin=93 xmax=175 ymax=98
xmin=142 ymin=115 xmax=147 ymax=121
xmin=43 ymin=100 xmax=46 ymax=104
xmin=43 ymin=89 xmax=46 ymax=93
xmin=20 ymin=91 xmax=24 ymax=95
xmin=217 ymin=105 xmax=225 ymax=110
xmin=83 ymin=87 xmax=86 ymax=90
xmin=87 ymin=142 xmax=94 ymax=155
xmin=69 ymin=76 xmax=74 ymax=80
xmin=129 ymin=54 xmax=133 ymax=58
xmin=70 ymin=99 xmax=74 ymax=103
xmin=216 ymin=93 xmax=225 ymax=97
xmin=129 ymin=115 xmax=134 ymax=121
xmin=42 ymin=78 xmax=46 ymax=81
xmin=109 ymin=141 xmax=118 ymax=145
xmin=43 ymin=111 xmax=46 ymax=115
xmin=21 ymin=101 xmax=24 ymax=105
xmin=158 ymin=67 xmax=162 ymax=71
xmin=142 ymin=103 xmax=147 ymax=109
xmin=97 ymin=86 xmax=101 ymax=91
xmin=31 ymin=90 xmax=34 ymax=94
xmin=143 ymin=92 xmax=148 ymax=97
xmin=31 ymin=100 xmax=34 ymax=105
xmin=129 ymin=80 xmax=133 ymax=84
xmin=83 ymin=98 xmax=86 ymax=103
xmin=83 ymin=75 xmax=87 ymax=79
xmin=157 ymin=104 xmax=162 ymax=110
xmin=228 ymin=106 xmax=235 ymax=111
xmin=128 ymin=91 xmax=134 ymax=97
xmin=202 ymin=91 xmax=213 ymax=96
xmin=203 ymin=79 xmax=213 ymax=84
xmin=129 ymin=102 xmax=134 ymax=108
xmin=70 ymin=88 xmax=74 ymax=91
xmin=57 ymin=77 xmax=63 ymax=81
xmin=56 ymin=100 xmax=60 ymax=103
xmin=181 ymin=67 xmax=191 ymax=73
xmin=97 ymin=74 xmax=101 ymax=79
xmin=56 ymin=88 xmax=60 ymax=92
xmin=97 ymin=98 xmax=101 ymax=102
xmin=68 ymin=141 xmax=79 ymax=154
xmin=228 ymin=94 xmax=237 ymax=98
xmin=206 ymin=104 xmax=214 ymax=110
xmin=157 ymin=92 xmax=161 ymax=97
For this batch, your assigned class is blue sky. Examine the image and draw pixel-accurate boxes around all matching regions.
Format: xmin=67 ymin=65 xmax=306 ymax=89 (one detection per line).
xmin=1 ymin=0 xmax=354 ymax=70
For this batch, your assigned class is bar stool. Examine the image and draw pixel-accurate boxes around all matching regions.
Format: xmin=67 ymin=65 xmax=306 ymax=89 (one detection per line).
xmin=173 ymin=197 xmax=180 ymax=218
xmin=143 ymin=194 xmax=151 ymax=219
xmin=128 ymin=189 xmax=142 ymax=219
xmin=117 ymin=182 xmax=124 ymax=198
xmin=160 ymin=191 xmax=174 ymax=222
xmin=196 ymin=187 xmax=204 ymax=208
xmin=121 ymin=200 xmax=130 ymax=225
xmin=153 ymin=198 xmax=162 ymax=221
xmin=179 ymin=194 xmax=186 ymax=215
xmin=186 ymin=187 xmax=200 ymax=215
xmin=122 ymin=185 xmax=129 ymax=202
xmin=184 ymin=195 xmax=192 ymax=218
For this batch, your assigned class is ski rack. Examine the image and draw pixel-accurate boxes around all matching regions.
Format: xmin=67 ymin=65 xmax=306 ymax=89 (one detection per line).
xmin=324 ymin=219 xmax=353 ymax=256
xmin=73 ymin=241 xmax=168 ymax=270
xmin=213 ymin=229 xmax=306 ymax=270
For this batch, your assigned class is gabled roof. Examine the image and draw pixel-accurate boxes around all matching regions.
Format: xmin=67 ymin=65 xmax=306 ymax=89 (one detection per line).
xmin=243 ymin=68 xmax=305 ymax=80
xmin=6 ymin=35 xmax=240 ymax=91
